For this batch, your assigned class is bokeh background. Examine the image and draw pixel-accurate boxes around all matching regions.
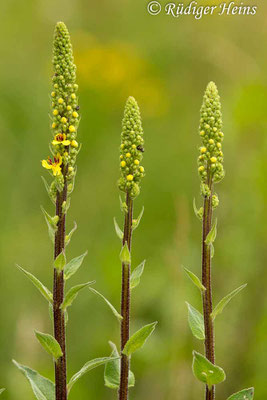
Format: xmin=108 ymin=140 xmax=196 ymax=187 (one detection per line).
xmin=0 ymin=0 xmax=266 ymax=399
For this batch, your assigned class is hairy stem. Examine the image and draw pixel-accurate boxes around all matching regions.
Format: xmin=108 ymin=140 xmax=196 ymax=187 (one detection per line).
xmin=119 ymin=192 xmax=133 ymax=400
xmin=53 ymin=166 xmax=68 ymax=400
xmin=202 ymin=175 xmax=215 ymax=400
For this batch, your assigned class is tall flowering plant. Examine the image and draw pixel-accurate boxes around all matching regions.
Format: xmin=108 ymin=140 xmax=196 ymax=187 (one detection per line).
xmin=185 ymin=82 xmax=254 ymax=400
xmin=13 ymin=22 xmax=116 ymax=400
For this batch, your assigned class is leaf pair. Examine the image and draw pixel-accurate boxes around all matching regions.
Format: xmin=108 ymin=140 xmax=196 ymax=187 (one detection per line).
xmin=104 ymin=342 xmax=135 ymax=389
xmin=114 ymin=206 xmax=144 ymax=240
xmin=13 ymin=357 xmax=118 ymax=400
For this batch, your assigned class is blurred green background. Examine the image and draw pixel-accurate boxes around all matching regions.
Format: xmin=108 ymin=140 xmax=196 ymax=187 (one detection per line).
xmin=0 ymin=0 xmax=266 ymax=399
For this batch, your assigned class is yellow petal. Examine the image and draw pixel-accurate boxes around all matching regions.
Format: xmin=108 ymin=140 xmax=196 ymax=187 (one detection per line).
xmin=62 ymin=140 xmax=71 ymax=146
xmin=52 ymin=140 xmax=59 ymax=146
xmin=42 ymin=160 xmax=52 ymax=170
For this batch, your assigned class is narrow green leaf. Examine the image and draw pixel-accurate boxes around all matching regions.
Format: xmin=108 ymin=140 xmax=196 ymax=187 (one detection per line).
xmin=35 ymin=331 xmax=62 ymax=360
xmin=41 ymin=207 xmax=58 ymax=243
xmin=65 ymin=221 xmax=77 ymax=247
xmin=210 ymin=243 xmax=215 ymax=258
xmin=193 ymin=198 xmax=203 ymax=221
xmin=64 ymin=251 xmax=88 ymax=280
xmin=68 ymin=356 xmax=119 ymax=393
xmin=113 ymin=217 xmax=123 ymax=240
xmin=119 ymin=196 xmax=128 ymax=214
xmin=120 ymin=243 xmax=131 ymax=264
xmin=130 ymin=260 xmax=146 ymax=290
xmin=227 ymin=388 xmax=254 ymax=400
xmin=54 ymin=252 xmax=66 ymax=272
xmin=41 ymin=176 xmax=55 ymax=205
xmin=192 ymin=351 xmax=226 ymax=388
xmin=132 ymin=206 xmax=144 ymax=230
xmin=104 ymin=341 xmax=135 ymax=389
xmin=211 ymin=284 xmax=247 ymax=321
xmin=89 ymin=288 xmax=122 ymax=321
xmin=0 ymin=389 xmax=5 ymax=395
xmin=205 ymin=218 xmax=217 ymax=245
xmin=16 ymin=265 xmax=53 ymax=303
xmin=13 ymin=360 xmax=55 ymax=400
xmin=122 ymin=322 xmax=157 ymax=357
xmin=186 ymin=302 xmax=205 ymax=340
xmin=61 ymin=281 xmax=95 ymax=310
xmin=183 ymin=267 xmax=206 ymax=292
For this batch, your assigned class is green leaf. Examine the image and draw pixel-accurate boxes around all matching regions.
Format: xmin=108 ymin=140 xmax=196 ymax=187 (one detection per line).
xmin=130 ymin=260 xmax=146 ymax=289
xmin=35 ymin=331 xmax=62 ymax=360
xmin=68 ymin=356 xmax=119 ymax=393
xmin=65 ymin=221 xmax=77 ymax=247
xmin=183 ymin=267 xmax=206 ymax=292
xmin=210 ymin=243 xmax=215 ymax=258
xmin=41 ymin=207 xmax=58 ymax=242
xmin=89 ymin=288 xmax=122 ymax=321
xmin=122 ymin=322 xmax=157 ymax=357
xmin=186 ymin=302 xmax=205 ymax=340
xmin=227 ymin=388 xmax=254 ymax=400
xmin=193 ymin=198 xmax=203 ymax=221
xmin=132 ymin=206 xmax=144 ymax=230
xmin=120 ymin=243 xmax=131 ymax=264
xmin=119 ymin=196 xmax=128 ymax=214
xmin=13 ymin=360 xmax=55 ymax=400
xmin=16 ymin=265 xmax=53 ymax=303
xmin=41 ymin=176 xmax=55 ymax=205
xmin=54 ymin=252 xmax=66 ymax=272
xmin=192 ymin=351 xmax=226 ymax=388
xmin=0 ymin=389 xmax=5 ymax=395
xmin=104 ymin=342 xmax=135 ymax=389
xmin=64 ymin=251 xmax=88 ymax=280
xmin=61 ymin=281 xmax=95 ymax=310
xmin=211 ymin=284 xmax=247 ymax=321
xmin=205 ymin=218 xmax=217 ymax=245
xmin=114 ymin=217 xmax=123 ymax=240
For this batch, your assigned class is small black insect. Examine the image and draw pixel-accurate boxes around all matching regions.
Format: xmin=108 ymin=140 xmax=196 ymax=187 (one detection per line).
xmin=75 ymin=105 xmax=80 ymax=111
xmin=137 ymin=145 xmax=144 ymax=153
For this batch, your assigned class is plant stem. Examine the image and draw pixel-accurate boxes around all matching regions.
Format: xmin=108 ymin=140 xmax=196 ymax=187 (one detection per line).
xmin=202 ymin=174 xmax=215 ymax=400
xmin=119 ymin=192 xmax=133 ymax=400
xmin=53 ymin=165 xmax=68 ymax=400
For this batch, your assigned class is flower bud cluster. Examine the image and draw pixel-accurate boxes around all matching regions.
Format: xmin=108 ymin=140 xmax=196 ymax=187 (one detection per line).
xmin=42 ymin=22 xmax=80 ymax=194
xmin=118 ymin=97 xmax=145 ymax=199
xmin=198 ymin=82 xmax=224 ymax=193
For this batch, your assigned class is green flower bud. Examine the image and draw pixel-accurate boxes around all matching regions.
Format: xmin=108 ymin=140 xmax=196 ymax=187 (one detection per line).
xmin=212 ymin=194 xmax=219 ymax=209
xmin=198 ymin=82 xmax=225 ymax=190
xmin=118 ymin=97 xmax=144 ymax=199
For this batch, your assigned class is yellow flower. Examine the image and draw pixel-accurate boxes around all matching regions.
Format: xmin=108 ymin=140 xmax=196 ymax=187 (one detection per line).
xmin=209 ymin=139 xmax=214 ymax=144
xmin=72 ymin=111 xmax=79 ymax=118
xmin=200 ymin=130 xmax=205 ymax=136
xmin=134 ymin=160 xmax=139 ymax=165
xmin=69 ymin=125 xmax=76 ymax=133
xmin=67 ymin=105 xmax=72 ymax=111
xmin=198 ymin=166 xmax=205 ymax=172
xmin=53 ymin=109 xmax=59 ymax=116
xmin=51 ymin=92 xmax=56 ymax=97
xmin=217 ymin=143 xmax=222 ymax=148
xmin=121 ymin=161 xmax=126 ymax=167
xmin=139 ymin=166 xmax=144 ymax=173
xmin=52 ymin=122 xmax=56 ymax=129
xmin=210 ymin=157 xmax=217 ymax=163
xmin=126 ymin=153 xmax=131 ymax=158
xmin=42 ymin=154 xmax=62 ymax=176
xmin=132 ymin=144 xmax=136 ymax=149
xmin=61 ymin=117 xmax=67 ymax=123
xmin=71 ymin=93 xmax=76 ymax=99
xmin=58 ymin=98 xmax=64 ymax=104
xmin=71 ymin=140 xmax=78 ymax=148
xmin=52 ymin=133 xmax=70 ymax=146
xmin=200 ymin=147 xmax=207 ymax=154
xmin=127 ymin=174 xmax=133 ymax=181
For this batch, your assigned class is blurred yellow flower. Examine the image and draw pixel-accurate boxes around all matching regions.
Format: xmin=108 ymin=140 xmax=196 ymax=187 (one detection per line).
xmin=42 ymin=154 xmax=62 ymax=176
